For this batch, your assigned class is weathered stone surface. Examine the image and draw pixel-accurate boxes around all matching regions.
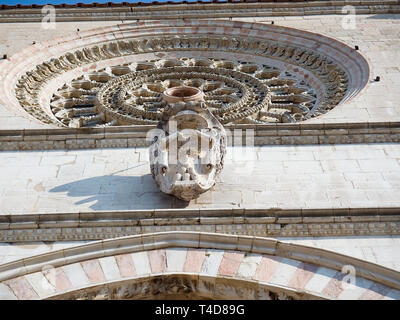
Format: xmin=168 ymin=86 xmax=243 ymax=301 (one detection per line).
xmin=0 ymin=9 xmax=400 ymax=301
xmin=149 ymin=100 xmax=227 ymax=201
xmin=1 ymin=20 xmax=367 ymax=130
xmin=1 ymin=234 xmax=399 ymax=300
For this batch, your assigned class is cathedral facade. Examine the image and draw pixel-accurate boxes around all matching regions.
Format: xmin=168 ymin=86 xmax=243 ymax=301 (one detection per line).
xmin=0 ymin=0 xmax=399 ymax=300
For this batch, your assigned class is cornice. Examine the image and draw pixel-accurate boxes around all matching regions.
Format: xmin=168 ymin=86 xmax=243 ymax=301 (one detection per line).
xmin=1 ymin=122 xmax=399 ymax=151
xmin=0 ymin=207 xmax=399 ymax=242
xmin=0 ymin=1 xmax=399 ymax=22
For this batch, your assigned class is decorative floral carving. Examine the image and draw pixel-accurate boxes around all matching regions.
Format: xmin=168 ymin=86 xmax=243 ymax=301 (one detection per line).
xmin=49 ymin=275 xmax=300 ymax=300
xmin=15 ymin=35 xmax=348 ymax=127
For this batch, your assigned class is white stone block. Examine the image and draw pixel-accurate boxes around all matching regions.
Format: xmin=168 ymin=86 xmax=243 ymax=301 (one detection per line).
xmin=321 ymin=160 xmax=360 ymax=173
xmin=99 ymin=256 xmax=121 ymax=281
xmin=237 ymin=254 xmax=262 ymax=278
xmin=200 ymin=250 xmax=224 ymax=276
xmin=358 ymin=159 xmax=400 ymax=172
xmin=62 ymin=263 xmax=90 ymax=288
xmin=166 ymin=248 xmax=187 ymax=272
xmin=131 ymin=252 xmax=151 ymax=276
xmin=25 ymin=272 xmax=56 ymax=298
xmin=337 ymin=278 xmax=371 ymax=300
xmin=268 ymin=258 xmax=301 ymax=286
xmin=40 ymin=155 xmax=76 ymax=166
xmin=304 ymin=266 xmax=337 ymax=295
xmin=0 ymin=283 xmax=17 ymax=300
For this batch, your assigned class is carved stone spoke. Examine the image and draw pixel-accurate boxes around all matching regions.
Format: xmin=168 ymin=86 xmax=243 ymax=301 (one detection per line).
xmin=14 ymin=34 xmax=350 ymax=127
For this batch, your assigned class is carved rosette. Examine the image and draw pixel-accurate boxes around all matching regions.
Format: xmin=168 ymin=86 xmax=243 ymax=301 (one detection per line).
xmin=10 ymin=24 xmax=365 ymax=128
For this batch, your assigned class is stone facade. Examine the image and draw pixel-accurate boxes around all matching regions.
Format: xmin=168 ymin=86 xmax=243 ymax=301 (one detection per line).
xmin=0 ymin=2 xmax=400 ymax=300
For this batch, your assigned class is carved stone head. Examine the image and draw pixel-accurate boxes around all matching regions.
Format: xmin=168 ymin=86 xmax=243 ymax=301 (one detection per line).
xmin=149 ymin=86 xmax=226 ymax=201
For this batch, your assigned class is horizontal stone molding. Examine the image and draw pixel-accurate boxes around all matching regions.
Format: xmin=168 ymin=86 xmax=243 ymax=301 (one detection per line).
xmin=1 ymin=122 xmax=400 ymax=150
xmin=0 ymin=231 xmax=399 ymax=300
xmin=0 ymin=207 xmax=399 ymax=242
xmin=0 ymin=1 xmax=399 ymax=23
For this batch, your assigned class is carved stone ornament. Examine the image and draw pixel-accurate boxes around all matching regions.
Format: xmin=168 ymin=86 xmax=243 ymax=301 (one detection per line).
xmin=49 ymin=274 xmax=301 ymax=300
xmin=1 ymin=21 xmax=369 ymax=129
xmin=12 ymin=32 xmax=365 ymax=128
xmin=149 ymin=86 xmax=226 ymax=201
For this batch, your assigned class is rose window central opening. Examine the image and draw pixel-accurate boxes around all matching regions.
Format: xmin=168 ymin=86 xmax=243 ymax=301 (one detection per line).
xmin=162 ymin=86 xmax=205 ymax=103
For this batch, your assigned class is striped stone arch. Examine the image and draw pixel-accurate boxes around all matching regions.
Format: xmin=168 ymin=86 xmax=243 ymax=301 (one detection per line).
xmin=0 ymin=232 xmax=399 ymax=300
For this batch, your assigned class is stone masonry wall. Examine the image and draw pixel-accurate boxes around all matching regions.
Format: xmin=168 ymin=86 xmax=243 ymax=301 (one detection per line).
xmin=1 ymin=144 xmax=399 ymax=213
xmin=1 ymin=13 xmax=400 ymax=280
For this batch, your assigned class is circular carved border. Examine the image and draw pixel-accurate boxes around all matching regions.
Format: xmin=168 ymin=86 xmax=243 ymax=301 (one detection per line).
xmin=0 ymin=20 xmax=370 ymax=127
xmin=47 ymin=274 xmax=310 ymax=300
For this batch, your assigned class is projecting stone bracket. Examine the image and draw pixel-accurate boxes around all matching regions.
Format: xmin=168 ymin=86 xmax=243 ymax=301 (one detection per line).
xmin=149 ymin=86 xmax=227 ymax=201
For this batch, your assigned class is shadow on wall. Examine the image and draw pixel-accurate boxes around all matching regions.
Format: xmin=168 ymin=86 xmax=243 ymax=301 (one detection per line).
xmin=366 ymin=14 xmax=400 ymax=19
xmin=49 ymin=174 xmax=190 ymax=211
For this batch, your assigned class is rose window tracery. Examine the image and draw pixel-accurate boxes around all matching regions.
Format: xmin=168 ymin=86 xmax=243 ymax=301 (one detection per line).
xmin=9 ymin=21 xmax=368 ymax=128
xmin=49 ymin=58 xmax=320 ymax=128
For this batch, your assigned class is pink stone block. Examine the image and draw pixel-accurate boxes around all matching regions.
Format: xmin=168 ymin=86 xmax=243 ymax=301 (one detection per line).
xmin=81 ymin=259 xmax=106 ymax=284
xmin=4 ymin=276 xmax=39 ymax=300
xmin=224 ymin=27 xmax=234 ymax=34
xmin=218 ymin=252 xmax=245 ymax=277
xmin=148 ymin=249 xmax=167 ymax=273
xmin=288 ymin=262 xmax=319 ymax=290
xmin=43 ymin=267 xmax=73 ymax=293
xmin=115 ymin=254 xmax=136 ymax=278
xmin=239 ymin=29 xmax=250 ymax=36
xmin=321 ymin=272 xmax=345 ymax=298
xmin=254 ymin=255 xmax=280 ymax=283
xmin=183 ymin=249 xmax=206 ymax=273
